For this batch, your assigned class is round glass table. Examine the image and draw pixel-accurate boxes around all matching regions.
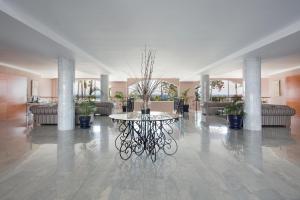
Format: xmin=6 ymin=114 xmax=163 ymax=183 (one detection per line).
xmin=109 ymin=112 xmax=179 ymax=162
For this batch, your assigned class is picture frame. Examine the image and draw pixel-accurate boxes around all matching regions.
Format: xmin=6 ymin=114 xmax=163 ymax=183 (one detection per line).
xmin=273 ymin=80 xmax=281 ymax=97
xmin=31 ymin=80 xmax=39 ymax=96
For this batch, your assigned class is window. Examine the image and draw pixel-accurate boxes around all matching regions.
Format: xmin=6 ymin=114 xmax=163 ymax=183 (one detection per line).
xmin=128 ymin=80 xmax=178 ymax=101
xmin=209 ymin=80 xmax=243 ymax=101
xmin=74 ymin=79 xmax=101 ymax=100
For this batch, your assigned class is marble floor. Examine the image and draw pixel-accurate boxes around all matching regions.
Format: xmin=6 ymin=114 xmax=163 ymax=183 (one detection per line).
xmin=1 ymin=113 xmax=300 ymax=200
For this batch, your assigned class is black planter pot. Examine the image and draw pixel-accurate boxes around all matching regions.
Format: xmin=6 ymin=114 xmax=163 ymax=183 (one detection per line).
xmin=122 ymin=105 xmax=127 ymax=112
xmin=79 ymin=116 xmax=91 ymax=129
xmin=228 ymin=115 xmax=243 ymax=129
xmin=183 ymin=104 xmax=189 ymax=112
xmin=141 ymin=108 xmax=150 ymax=114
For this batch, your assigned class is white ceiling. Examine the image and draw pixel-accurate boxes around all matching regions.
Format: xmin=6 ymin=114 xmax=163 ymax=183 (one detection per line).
xmin=1 ymin=0 xmax=300 ymax=80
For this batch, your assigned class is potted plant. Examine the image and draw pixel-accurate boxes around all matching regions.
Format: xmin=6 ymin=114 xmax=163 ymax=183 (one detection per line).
xmin=223 ymin=101 xmax=244 ymax=129
xmin=78 ymin=100 xmax=96 ymax=128
xmin=114 ymin=91 xmax=127 ymax=112
xmin=180 ymin=88 xmax=190 ymax=112
xmin=136 ymin=47 xmax=160 ymax=114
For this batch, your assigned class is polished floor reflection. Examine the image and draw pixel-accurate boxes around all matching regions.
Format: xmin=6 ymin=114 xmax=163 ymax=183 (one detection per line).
xmin=1 ymin=114 xmax=300 ymax=200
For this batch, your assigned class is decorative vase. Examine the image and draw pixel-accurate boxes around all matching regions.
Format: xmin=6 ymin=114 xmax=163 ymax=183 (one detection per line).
xmin=183 ymin=104 xmax=189 ymax=112
xmin=79 ymin=116 xmax=91 ymax=129
xmin=122 ymin=105 xmax=127 ymax=112
xmin=228 ymin=115 xmax=243 ymax=129
xmin=141 ymin=100 xmax=150 ymax=114
xmin=141 ymin=108 xmax=150 ymax=114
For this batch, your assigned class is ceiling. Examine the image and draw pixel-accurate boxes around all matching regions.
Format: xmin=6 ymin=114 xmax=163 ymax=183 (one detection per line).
xmin=1 ymin=0 xmax=300 ymax=80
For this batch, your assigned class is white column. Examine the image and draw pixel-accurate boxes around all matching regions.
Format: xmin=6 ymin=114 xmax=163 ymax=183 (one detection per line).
xmin=243 ymin=57 xmax=262 ymax=131
xmin=100 ymin=74 xmax=109 ymax=101
xmin=58 ymin=57 xmax=75 ymax=131
xmin=201 ymin=74 xmax=210 ymax=102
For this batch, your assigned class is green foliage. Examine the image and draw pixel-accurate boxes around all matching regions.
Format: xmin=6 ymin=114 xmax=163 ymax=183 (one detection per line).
xmin=78 ymin=100 xmax=96 ymax=116
xmin=210 ymin=80 xmax=225 ymax=91
xmin=76 ymin=79 xmax=100 ymax=100
xmin=223 ymin=101 xmax=244 ymax=116
xmin=161 ymin=82 xmax=178 ymax=100
xmin=180 ymin=88 xmax=190 ymax=105
xmin=211 ymin=96 xmax=227 ymax=102
xmin=194 ymin=85 xmax=200 ymax=101
xmin=114 ymin=91 xmax=125 ymax=101
xmin=152 ymin=95 xmax=161 ymax=101
xmin=114 ymin=91 xmax=126 ymax=106
xmin=129 ymin=91 xmax=140 ymax=100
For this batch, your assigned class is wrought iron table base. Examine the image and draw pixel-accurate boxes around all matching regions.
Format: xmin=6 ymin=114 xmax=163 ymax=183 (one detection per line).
xmin=114 ymin=118 xmax=178 ymax=162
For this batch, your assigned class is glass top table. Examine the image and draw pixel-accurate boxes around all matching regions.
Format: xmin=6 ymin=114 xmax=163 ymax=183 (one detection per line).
xmin=109 ymin=111 xmax=179 ymax=121
xmin=109 ymin=111 xmax=179 ymax=162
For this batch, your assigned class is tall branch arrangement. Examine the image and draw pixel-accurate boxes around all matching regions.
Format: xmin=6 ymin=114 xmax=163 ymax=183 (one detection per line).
xmin=136 ymin=47 xmax=161 ymax=109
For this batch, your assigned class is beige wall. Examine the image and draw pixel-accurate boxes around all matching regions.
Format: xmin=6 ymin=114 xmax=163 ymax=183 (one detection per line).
xmin=38 ymin=78 xmax=53 ymax=97
xmin=51 ymin=78 xmax=58 ymax=97
xmin=134 ymin=101 xmax=174 ymax=113
xmin=109 ymin=79 xmax=200 ymax=111
xmin=0 ymin=65 xmax=41 ymax=98
xmin=179 ymin=81 xmax=199 ymax=110
xmin=261 ymin=78 xmax=270 ymax=98
xmin=0 ymin=65 xmax=54 ymax=100
xmin=110 ymin=81 xmax=127 ymax=98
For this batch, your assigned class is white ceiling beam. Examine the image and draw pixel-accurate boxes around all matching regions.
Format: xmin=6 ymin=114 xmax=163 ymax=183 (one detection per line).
xmin=0 ymin=0 xmax=114 ymax=74
xmin=0 ymin=62 xmax=42 ymax=76
xmin=189 ymin=18 xmax=300 ymax=78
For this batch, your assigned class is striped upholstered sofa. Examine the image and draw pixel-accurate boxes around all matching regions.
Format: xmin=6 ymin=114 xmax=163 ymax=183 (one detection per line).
xmin=262 ymin=104 xmax=296 ymax=128
xmin=30 ymin=104 xmax=81 ymax=125
xmin=201 ymin=102 xmax=295 ymax=128
xmin=201 ymin=102 xmax=232 ymax=115
xmin=30 ymin=102 xmax=113 ymax=125
xmin=95 ymin=102 xmax=114 ymax=115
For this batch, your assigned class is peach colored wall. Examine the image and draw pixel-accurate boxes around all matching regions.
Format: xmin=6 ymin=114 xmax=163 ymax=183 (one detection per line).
xmin=51 ymin=78 xmax=58 ymax=97
xmin=179 ymin=81 xmax=199 ymax=110
xmin=0 ymin=73 xmax=27 ymax=122
xmin=110 ymin=81 xmax=127 ymax=98
xmin=261 ymin=78 xmax=270 ymax=104
xmin=134 ymin=101 xmax=174 ymax=113
xmin=38 ymin=78 xmax=52 ymax=97
xmin=0 ymin=65 xmax=53 ymax=99
xmin=111 ymin=79 xmax=200 ymax=112
xmin=0 ymin=65 xmax=40 ymax=98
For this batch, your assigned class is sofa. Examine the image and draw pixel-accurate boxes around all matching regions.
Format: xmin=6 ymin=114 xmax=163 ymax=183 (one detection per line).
xmin=201 ymin=102 xmax=296 ymax=128
xmin=30 ymin=101 xmax=113 ymax=125
xmin=94 ymin=101 xmax=114 ymax=115
xmin=262 ymin=104 xmax=296 ymax=128
xmin=201 ymin=101 xmax=232 ymax=115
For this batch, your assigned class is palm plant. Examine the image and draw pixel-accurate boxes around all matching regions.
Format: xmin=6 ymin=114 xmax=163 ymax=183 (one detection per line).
xmin=114 ymin=91 xmax=126 ymax=106
xmin=223 ymin=101 xmax=244 ymax=129
xmin=78 ymin=99 xmax=96 ymax=128
xmin=180 ymin=88 xmax=190 ymax=105
xmin=223 ymin=101 xmax=244 ymax=116
xmin=114 ymin=91 xmax=127 ymax=112
xmin=78 ymin=100 xmax=96 ymax=116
